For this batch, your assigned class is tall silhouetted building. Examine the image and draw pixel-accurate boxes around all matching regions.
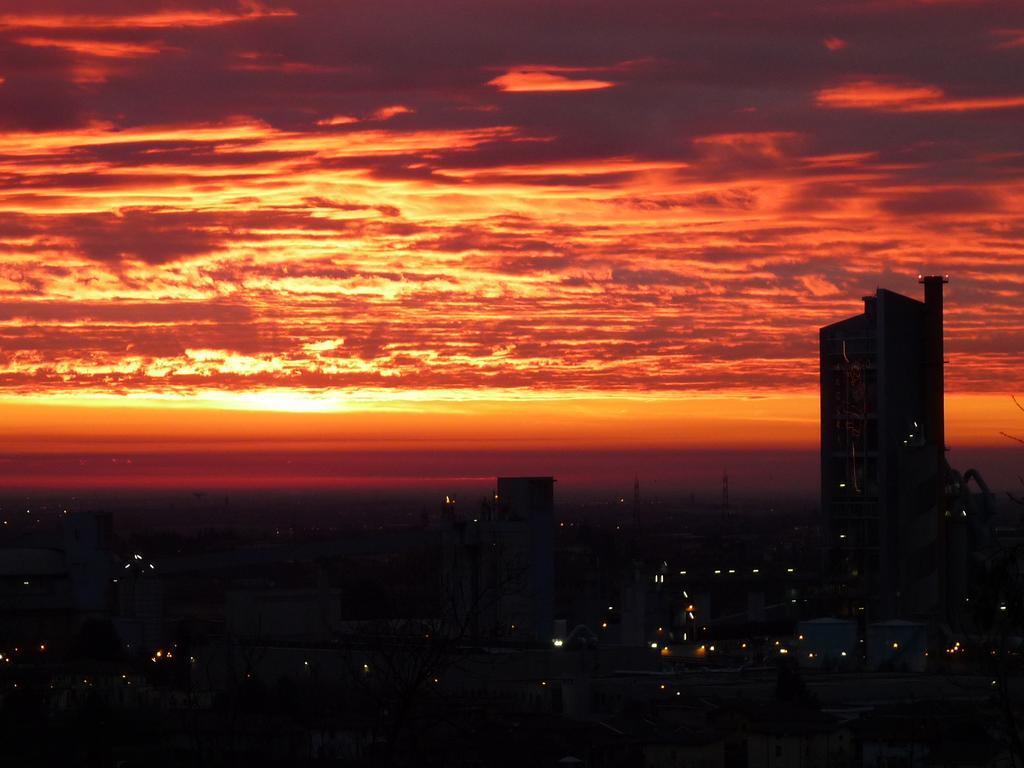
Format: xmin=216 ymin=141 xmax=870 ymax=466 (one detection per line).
xmin=820 ymin=277 xmax=951 ymax=623
xmin=441 ymin=476 xmax=555 ymax=642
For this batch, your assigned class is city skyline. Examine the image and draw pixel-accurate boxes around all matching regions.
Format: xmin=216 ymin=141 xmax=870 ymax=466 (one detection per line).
xmin=2 ymin=6 xmax=1024 ymax=764
xmin=1 ymin=0 xmax=1022 ymax=489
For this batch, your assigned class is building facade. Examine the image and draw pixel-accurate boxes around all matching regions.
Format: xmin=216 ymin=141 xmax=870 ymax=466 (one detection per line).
xmin=819 ymin=278 xmax=949 ymax=623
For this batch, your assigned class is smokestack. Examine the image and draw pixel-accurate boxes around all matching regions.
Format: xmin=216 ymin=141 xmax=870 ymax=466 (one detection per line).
xmin=862 ymin=294 xmax=876 ymax=319
xmin=919 ymin=274 xmax=948 ymax=617
xmin=920 ymin=276 xmax=947 ymax=449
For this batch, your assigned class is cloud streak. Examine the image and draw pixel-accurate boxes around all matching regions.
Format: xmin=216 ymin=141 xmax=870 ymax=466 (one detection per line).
xmin=488 ymin=69 xmax=616 ymax=93
xmin=817 ymin=78 xmax=1024 ymax=112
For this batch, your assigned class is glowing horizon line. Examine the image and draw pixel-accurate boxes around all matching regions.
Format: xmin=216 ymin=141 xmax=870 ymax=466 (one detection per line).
xmin=0 ymin=387 xmax=825 ymax=414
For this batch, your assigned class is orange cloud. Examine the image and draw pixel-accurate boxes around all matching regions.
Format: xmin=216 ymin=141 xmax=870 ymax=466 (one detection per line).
xmin=316 ymin=115 xmax=359 ymax=126
xmin=10 ymin=35 xmax=179 ymax=82
xmin=371 ymin=105 xmax=414 ymax=121
xmin=0 ymin=113 xmax=1020 ymax=411
xmin=816 ymin=79 xmax=1024 ymax=112
xmin=488 ymin=69 xmax=615 ymax=93
xmin=0 ymin=7 xmax=294 ymax=31
xmin=14 ymin=36 xmax=173 ymax=58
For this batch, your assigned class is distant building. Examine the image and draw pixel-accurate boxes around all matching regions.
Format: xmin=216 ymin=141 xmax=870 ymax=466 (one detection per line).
xmin=0 ymin=511 xmax=115 ymax=651
xmin=226 ymin=587 xmax=343 ymax=643
xmin=441 ymin=476 xmax=555 ymax=642
xmin=710 ymin=701 xmax=854 ymax=768
xmin=821 ymin=278 xmax=949 ymax=621
xmin=820 ymin=278 xmax=993 ymax=625
xmin=796 ymin=617 xmax=857 ymax=670
xmin=855 ymin=700 xmax=1007 ymax=768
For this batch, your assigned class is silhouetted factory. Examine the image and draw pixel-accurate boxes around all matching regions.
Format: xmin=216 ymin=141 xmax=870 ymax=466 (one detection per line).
xmin=820 ymin=276 xmax=994 ymax=627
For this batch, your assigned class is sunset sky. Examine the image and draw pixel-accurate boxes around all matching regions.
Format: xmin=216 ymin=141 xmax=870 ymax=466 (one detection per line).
xmin=0 ymin=0 xmax=1022 ymax=491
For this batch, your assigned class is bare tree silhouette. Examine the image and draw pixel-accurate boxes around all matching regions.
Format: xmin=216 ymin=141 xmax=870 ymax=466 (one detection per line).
xmin=946 ymin=395 xmax=1024 ymax=767
xmin=329 ymin=536 xmax=534 ymax=767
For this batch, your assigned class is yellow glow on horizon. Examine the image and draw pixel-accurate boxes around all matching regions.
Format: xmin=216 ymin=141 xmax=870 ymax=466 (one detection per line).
xmin=0 ymin=390 xmax=1015 ymax=456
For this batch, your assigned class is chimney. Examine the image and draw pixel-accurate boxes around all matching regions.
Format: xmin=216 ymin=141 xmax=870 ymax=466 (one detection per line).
xmin=919 ymin=275 xmax=947 ymax=452
xmin=862 ymin=294 xmax=877 ymax=319
xmin=919 ymin=274 xmax=948 ymax=618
